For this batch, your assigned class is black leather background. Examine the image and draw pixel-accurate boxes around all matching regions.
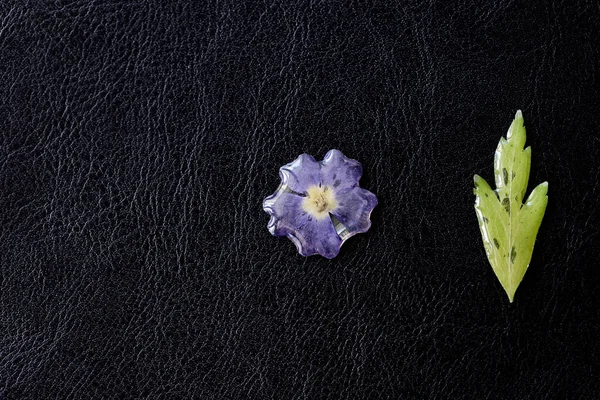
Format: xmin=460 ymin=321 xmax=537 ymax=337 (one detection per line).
xmin=1 ymin=1 xmax=599 ymax=399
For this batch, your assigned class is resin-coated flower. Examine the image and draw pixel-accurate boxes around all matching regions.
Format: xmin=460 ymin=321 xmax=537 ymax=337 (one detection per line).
xmin=263 ymin=150 xmax=378 ymax=259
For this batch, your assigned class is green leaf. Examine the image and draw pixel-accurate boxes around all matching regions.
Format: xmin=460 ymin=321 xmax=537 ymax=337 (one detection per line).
xmin=474 ymin=110 xmax=548 ymax=302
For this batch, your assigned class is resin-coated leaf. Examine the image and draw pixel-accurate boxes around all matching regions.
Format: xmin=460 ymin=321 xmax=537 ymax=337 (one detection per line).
xmin=474 ymin=110 xmax=548 ymax=302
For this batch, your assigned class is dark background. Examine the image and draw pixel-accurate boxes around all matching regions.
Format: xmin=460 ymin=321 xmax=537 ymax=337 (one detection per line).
xmin=1 ymin=1 xmax=599 ymax=399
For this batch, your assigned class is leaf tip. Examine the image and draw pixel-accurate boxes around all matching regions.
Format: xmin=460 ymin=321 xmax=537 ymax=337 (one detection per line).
xmin=473 ymin=174 xmax=487 ymax=193
xmin=505 ymin=287 xmax=516 ymax=303
xmin=506 ymin=110 xmax=525 ymax=140
xmin=538 ymin=181 xmax=549 ymax=195
xmin=515 ymin=109 xmax=523 ymax=120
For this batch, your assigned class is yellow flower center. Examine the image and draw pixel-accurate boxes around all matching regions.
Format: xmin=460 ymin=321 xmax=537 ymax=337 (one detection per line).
xmin=302 ymin=185 xmax=337 ymax=220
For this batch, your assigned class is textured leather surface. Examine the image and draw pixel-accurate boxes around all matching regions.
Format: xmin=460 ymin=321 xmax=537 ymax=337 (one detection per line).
xmin=1 ymin=1 xmax=599 ymax=399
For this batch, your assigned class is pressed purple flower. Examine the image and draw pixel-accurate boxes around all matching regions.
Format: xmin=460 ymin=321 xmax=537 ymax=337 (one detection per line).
xmin=263 ymin=149 xmax=378 ymax=259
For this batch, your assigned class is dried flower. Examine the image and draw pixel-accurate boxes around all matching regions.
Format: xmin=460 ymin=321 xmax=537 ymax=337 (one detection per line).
xmin=263 ymin=150 xmax=377 ymax=259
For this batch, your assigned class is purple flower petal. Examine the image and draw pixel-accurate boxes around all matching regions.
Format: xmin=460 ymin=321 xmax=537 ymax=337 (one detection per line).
xmin=321 ymin=149 xmax=363 ymax=192
xmin=279 ymin=153 xmax=321 ymax=194
xmin=330 ymin=186 xmax=378 ymax=237
xmin=263 ymin=191 xmax=309 ymax=237
xmin=287 ymin=217 xmax=343 ymax=259
xmin=263 ymin=190 xmax=343 ymax=259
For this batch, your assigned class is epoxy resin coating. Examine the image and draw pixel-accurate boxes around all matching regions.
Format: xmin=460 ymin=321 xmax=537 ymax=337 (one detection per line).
xmin=263 ymin=150 xmax=378 ymax=259
xmin=474 ymin=110 xmax=548 ymax=302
